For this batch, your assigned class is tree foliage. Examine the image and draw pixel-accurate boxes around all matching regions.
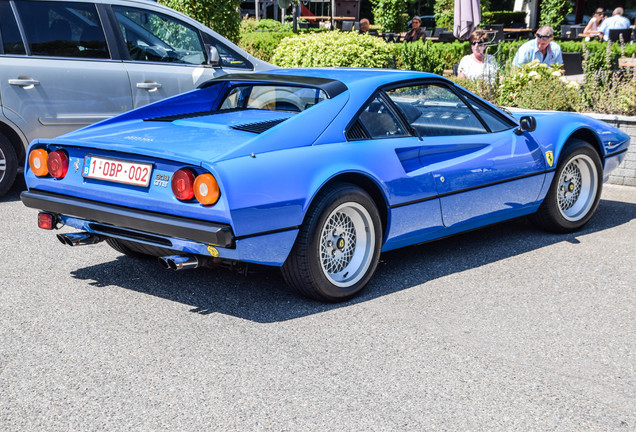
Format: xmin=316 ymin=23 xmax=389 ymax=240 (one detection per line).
xmin=539 ymin=0 xmax=571 ymax=33
xmin=370 ymin=0 xmax=409 ymax=33
xmin=159 ymin=0 xmax=241 ymax=43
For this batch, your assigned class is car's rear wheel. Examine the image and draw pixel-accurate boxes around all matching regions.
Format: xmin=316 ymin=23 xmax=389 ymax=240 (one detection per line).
xmin=533 ymin=140 xmax=602 ymax=233
xmin=0 ymin=133 xmax=18 ymax=197
xmin=106 ymin=238 xmax=176 ymax=258
xmin=282 ymin=183 xmax=382 ymax=302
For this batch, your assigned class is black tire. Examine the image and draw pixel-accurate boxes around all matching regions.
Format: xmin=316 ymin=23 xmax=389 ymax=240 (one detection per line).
xmin=282 ymin=183 xmax=382 ymax=302
xmin=533 ymin=140 xmax=602 ymax=233
xmin=106 ymin=238 xmax=177 ymax=258
xmin=0 ymin=133 xmax=18 ymax=197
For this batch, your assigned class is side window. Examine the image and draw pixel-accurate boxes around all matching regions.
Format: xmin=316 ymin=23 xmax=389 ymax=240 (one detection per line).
xmin=214 ymin=42 xmax=250 ymax=69
xmin=113 ymin=6 xmax=205 ymax=65
xmin=387 ymin=84 xmax=487 ymax=137
xmin=0 ymin=2 xmax=26 ymax=54
xmin=356 ymin=95 xmax=407 ymax=139
xmin=461 ymin=91 xmax=517 ymax=132
xmin=15 ymin=1 xmax=108 ymax=59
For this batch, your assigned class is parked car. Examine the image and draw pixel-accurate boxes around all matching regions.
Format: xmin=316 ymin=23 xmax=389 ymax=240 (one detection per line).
xmin=0 ymin=0 xmax=273 ymax=196
xmin=21 ymin=69 xmax=630 ymax=301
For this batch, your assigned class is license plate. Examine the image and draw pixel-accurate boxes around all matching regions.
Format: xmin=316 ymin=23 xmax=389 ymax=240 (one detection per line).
xmin=82 ymin=156 xmax=153 ymax=187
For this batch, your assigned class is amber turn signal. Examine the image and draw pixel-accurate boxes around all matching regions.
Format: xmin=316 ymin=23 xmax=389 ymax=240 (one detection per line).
xmin=194 ymin=173 xmax=220 ymax=206
xmin=28 ymin=148 xmax=49 ymax=177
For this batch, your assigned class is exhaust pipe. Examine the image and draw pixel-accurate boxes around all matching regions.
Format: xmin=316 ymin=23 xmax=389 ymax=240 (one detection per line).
xmin=57 ymin=232 xmax=103 ymax=246
xmin=159 ymin=255 xmax=200 ymax=271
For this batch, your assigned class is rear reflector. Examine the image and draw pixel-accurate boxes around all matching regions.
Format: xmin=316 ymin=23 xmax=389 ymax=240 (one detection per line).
xmin=38 ymin=212 xmax=56 ymax=230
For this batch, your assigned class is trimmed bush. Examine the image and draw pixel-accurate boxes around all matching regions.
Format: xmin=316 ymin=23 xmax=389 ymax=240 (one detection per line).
xmin=271 ymin=31 xmax=394 ymax=68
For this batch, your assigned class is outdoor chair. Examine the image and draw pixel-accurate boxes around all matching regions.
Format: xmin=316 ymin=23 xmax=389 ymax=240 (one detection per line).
xmin=432 ymin=27 xmax=447 ymax=37
xmin=488 ymin=30 xmax=504 ymax=43
xmin=424 ymin=29 xmax=432 ymax=38
xmin=486 ymin=24 xmax=503 ymax=33
xmin=341 ymin=21 xmax=354 ymax=32
xmin=562 ymin=52 xmax=583 ymax=75
xmin=608 ymin=28 xmax=632 ymax=43
xmin=437 ymin=32 xmax=456 ymax=43
xmin=560 ymin=25 xmax=572 ymax=40
xmin=569 ymin=25 xmax=585 ymax=40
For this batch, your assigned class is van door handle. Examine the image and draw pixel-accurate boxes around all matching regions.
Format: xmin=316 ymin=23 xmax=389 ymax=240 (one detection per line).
xmin=136 ymin=81 xmax=162 ymax=91
xmin=9 ymin=78 xmax=40 ymax=88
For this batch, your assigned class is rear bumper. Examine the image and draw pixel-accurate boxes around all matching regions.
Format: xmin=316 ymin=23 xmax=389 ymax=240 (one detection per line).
xmin=21 ymin=189 xmax=235 ymax=248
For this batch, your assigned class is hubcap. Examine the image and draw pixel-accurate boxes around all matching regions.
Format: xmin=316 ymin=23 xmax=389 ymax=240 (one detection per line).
xmin=557 ymin=154 xmax=598 ymax=222
xmin=0 ymin=147 xmax=6 ymax=182
xmin=319 ymin=202 xmax=375 ymax=288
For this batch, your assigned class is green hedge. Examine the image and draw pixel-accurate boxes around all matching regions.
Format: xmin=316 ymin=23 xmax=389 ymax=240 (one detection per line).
xmin=481 ymin=11 xmax=527 ymax=26
xmin=239 ymin=29 xmax=636 ymax=73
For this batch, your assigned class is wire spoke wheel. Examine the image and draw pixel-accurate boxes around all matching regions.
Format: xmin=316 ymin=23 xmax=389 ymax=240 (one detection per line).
xmin=282 ymin=183 xmax=382 ymax=302
xmin=532 ymin=141 xmax=602 ymax=233
xmin=556 ymin=153 xmax=598 ymax=222
xmin=318 ymin=202 xmax=375 ymax=287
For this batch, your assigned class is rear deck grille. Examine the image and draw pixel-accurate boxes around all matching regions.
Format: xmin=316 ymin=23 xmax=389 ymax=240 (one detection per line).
xmin=230 ymin=118 xmax=287 ymax=134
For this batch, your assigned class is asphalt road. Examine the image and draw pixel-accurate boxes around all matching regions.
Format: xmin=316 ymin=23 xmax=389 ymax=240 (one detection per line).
xmin=1 ymin=178 xmax=634 ymax=431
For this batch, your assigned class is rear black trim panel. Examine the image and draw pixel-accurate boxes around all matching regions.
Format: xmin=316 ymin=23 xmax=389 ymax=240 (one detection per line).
xmin=21 ymin=190 xmax=235 ymax=248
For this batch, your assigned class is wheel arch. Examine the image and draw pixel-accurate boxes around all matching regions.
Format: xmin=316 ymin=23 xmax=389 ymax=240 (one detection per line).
xmin=315 ymin=172 xmax=389 ymax=240
xmin=0 ymin=121 xmax=27 ymax=163
xmin=561 ymin=127 xmax=603 ymax=161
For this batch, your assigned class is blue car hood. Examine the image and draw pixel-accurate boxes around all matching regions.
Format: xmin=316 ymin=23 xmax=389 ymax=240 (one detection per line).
xmin=51 ymin=110 xmax=296 ymax=165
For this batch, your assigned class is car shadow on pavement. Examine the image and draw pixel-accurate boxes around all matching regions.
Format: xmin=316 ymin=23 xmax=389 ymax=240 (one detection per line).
xmin=0 ymin=176 xmax=26 ymax=203
xmin=68 ymin=196 xmax=636 ymax=323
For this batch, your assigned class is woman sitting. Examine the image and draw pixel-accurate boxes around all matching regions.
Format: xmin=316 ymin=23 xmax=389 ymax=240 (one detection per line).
xmin=458 ymin=29 xmax=497 ymax=82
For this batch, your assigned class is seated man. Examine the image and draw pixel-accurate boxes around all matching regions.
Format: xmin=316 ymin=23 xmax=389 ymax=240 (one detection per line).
xmin=597 ymin=7 xmax=631 ymax=41
xmin=359 ymin=18 xmax=370 ymax=34
xmin=512 ymin=25 xmax=563 ymax=68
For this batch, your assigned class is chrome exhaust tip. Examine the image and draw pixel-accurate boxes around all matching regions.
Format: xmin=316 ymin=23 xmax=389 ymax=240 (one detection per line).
xmin=57 ymin=232 xmax=103 ymax=246
xmin=158 ymin=255 xmax=200 ymax=271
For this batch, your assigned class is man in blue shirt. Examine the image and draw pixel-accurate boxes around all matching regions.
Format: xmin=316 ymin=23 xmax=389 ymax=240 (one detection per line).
xmin=512 ymin=25 xmax=563 ymax=67
xmin=597 ymin=7 xmax=631 ymax=41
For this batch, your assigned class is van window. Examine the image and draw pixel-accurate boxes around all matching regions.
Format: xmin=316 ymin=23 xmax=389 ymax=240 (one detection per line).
xmin=113 ymin=6 xmax=206 ymax=65
xmin=15 ymin=1 xmax=109 ymax=58
xmin=0 ymin=2 xmax=26 ymax=55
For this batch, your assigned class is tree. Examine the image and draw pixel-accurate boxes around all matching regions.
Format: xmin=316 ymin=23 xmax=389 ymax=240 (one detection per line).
xmin=370 ymin=0 xmax=409 ymax=33
xmin=159 ymin=0 xmax=241 ymax=43
xmin=538 ymin=0 xmax=571 ymax=34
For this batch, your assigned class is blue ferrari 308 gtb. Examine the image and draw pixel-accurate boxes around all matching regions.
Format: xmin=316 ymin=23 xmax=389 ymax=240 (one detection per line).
xmin=21 ymin=69 xmax=631 ymax=301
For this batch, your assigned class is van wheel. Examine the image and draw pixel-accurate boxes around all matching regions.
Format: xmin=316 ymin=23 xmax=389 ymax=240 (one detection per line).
xmin=0 ymin=133 xmax=18 ymax=197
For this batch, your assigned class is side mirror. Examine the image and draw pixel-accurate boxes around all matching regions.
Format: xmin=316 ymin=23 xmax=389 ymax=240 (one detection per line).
xmin=207 ymin=45 xmax=220 ymax=67
xmin=515 ymin=116 xmax=536 ymax=135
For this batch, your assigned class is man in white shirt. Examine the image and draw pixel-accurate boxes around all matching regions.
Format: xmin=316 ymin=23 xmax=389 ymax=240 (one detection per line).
xmin=597 ymin=7 xmax=631 ymax=41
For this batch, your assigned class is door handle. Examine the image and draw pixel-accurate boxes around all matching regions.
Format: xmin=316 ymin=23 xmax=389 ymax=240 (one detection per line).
xmin=136 ymin=81 xmax=162 ymax=91
xmin=9 ymin=78 xmax=40 ymax=88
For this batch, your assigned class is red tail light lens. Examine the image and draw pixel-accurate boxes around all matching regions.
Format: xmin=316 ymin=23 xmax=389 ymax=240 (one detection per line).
xmin=47 ymin=150 xmax=69 ymax=179
xmin=28 ymin=149 xmax=49 ymax=177
xmin=171 ymin=169 xmax=195 ymax=201
xmin=38 ymin=212 xmax=56 ymax=230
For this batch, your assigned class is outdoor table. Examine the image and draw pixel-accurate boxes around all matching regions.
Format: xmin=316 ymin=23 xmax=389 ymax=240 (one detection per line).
xmin=619 ymin=57 xmax=636 ymax=68
xmin=503 ymin=28 xmax=534 ymax=38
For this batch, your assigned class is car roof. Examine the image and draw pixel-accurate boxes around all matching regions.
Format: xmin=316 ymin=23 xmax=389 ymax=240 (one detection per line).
xmin=209 ymin=68 xmax=445 ymax=99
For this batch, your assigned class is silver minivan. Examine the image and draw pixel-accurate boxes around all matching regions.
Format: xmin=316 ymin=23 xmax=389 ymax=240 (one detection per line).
xmin=0 ymin=0 xmax=273 ymax=195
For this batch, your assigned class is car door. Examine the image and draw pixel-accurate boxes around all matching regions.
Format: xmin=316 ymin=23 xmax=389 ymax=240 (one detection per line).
xmin=0 ymin=0 xmax=132 ymax=143
xmin=386 ymin=82 xmax=546 ymax=227
xmin=110 ymin=4 xmax=230 ymax=109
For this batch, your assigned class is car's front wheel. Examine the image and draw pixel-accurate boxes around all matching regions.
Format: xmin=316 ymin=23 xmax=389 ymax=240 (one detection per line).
xmin=533 ymin=140 xmax=602 ymax=233
xmin=282 ymin=183 xmax=382 ymax=302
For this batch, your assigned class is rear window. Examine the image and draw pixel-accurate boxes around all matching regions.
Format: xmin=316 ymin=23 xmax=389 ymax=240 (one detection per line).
xmin=0 ymin=2 xmax=26 ymax=55
xmin=219 ymin=85 xmax=328 ymax=113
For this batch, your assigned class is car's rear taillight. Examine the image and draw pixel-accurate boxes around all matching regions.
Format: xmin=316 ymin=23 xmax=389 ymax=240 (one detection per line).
xmin=28 ymin=149 xmax=49 ymax=177
xmin=194 ymin=173 xmax=220 ymax=206
xmin=171 ymin=168 xmax=195 ymax=201
xmin=47 ymin=150 xmax=69 ymax=179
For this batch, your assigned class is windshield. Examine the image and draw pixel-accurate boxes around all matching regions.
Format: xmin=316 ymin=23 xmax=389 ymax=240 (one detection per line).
xmin=219 ymin=85 xmax=328 ymax=113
